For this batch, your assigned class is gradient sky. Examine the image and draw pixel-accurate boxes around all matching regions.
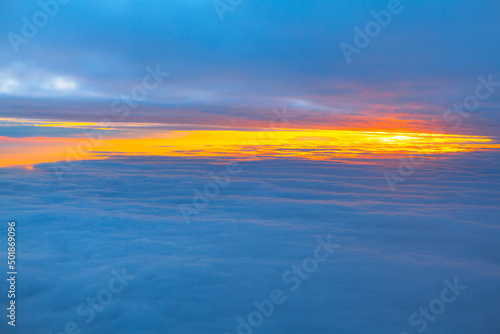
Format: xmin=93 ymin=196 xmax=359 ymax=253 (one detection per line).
xmin=1 ymin=0 xmax=500 ymax=137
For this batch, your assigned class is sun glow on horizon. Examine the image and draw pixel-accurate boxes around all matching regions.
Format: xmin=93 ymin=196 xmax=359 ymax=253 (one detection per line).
xmin=1 ymin=128 xmax=499 ymax=169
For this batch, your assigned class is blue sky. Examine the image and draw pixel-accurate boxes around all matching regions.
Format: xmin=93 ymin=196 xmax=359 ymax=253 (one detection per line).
xmin=1 ymin=0 xmax=500 ymax=134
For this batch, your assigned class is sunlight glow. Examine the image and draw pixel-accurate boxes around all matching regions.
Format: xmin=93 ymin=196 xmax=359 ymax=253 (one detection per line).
xmin=1 ymin=129 xmax=499 ymax=168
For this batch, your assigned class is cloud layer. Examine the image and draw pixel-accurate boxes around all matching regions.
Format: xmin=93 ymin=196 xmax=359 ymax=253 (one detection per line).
xmin=0 ymin=154 xmax=499 ymax=333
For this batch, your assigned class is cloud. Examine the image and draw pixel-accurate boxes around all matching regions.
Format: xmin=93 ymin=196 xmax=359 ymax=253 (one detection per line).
xmin=0 ymin=154 xmax=499 ymax=333
xmin=0 ymin=65 xmax=79 ymax=97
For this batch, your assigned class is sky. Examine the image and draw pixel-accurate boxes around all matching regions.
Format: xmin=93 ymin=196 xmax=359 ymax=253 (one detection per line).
xmin=0 ymin=0 xmax=499 ymax=333
xmin=1 ymin=0 xmax=500 ymax=134
xmin=1 ymin=0 xmax=500 ymax=166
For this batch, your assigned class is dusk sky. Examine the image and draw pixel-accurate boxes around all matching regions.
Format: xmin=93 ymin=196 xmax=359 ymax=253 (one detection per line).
xmin=0 ymin=1 xmax=499 ymax=333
